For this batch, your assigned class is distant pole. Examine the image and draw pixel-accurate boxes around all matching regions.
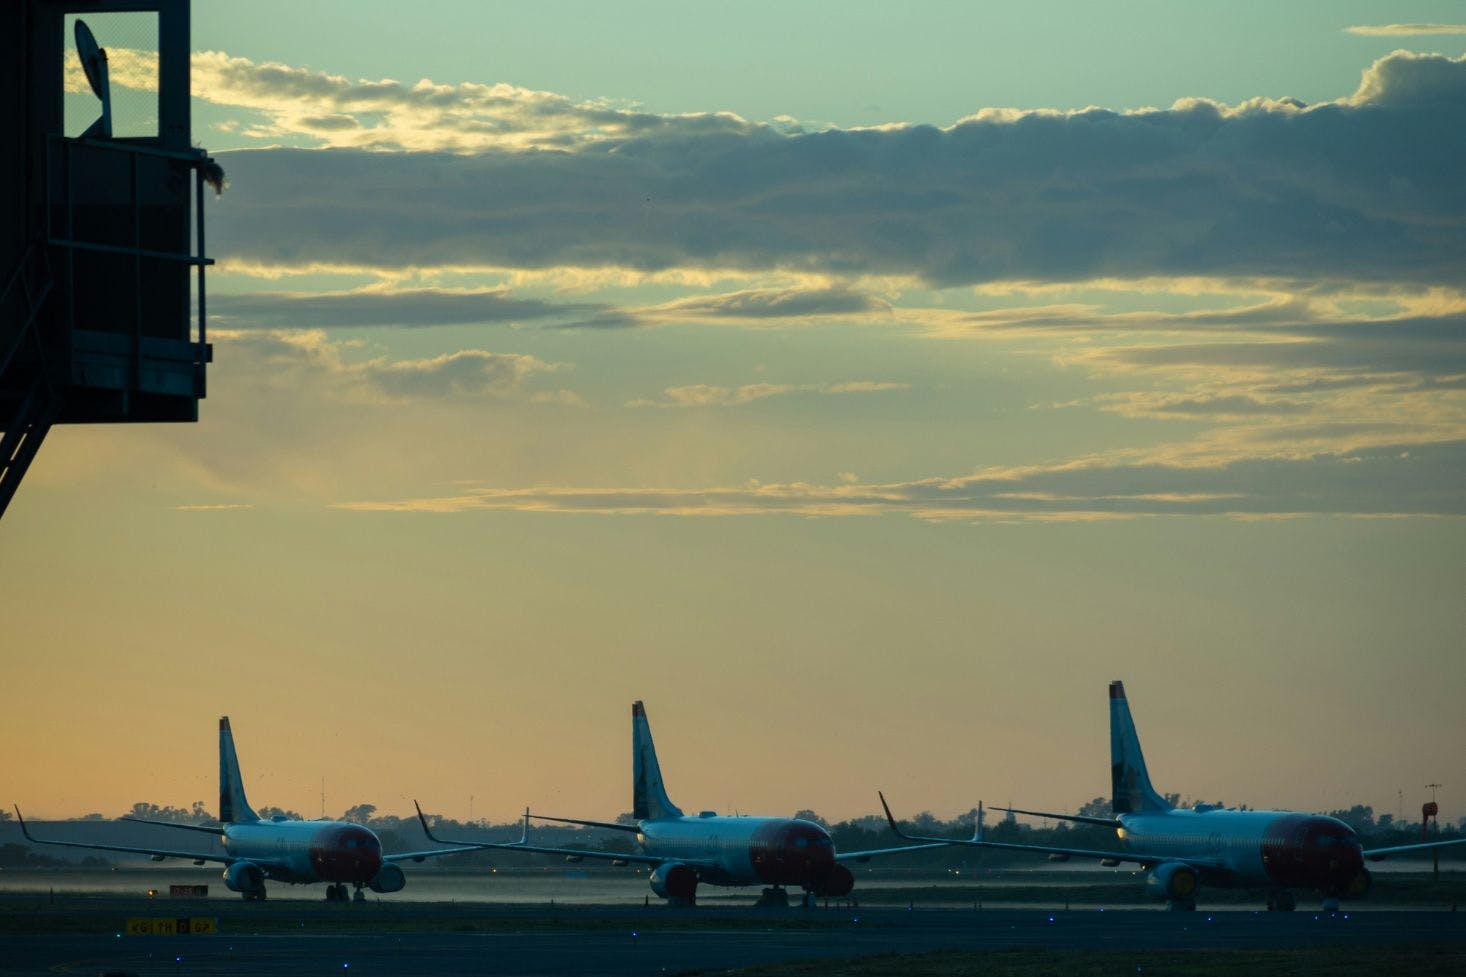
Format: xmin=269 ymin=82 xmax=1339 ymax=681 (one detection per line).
xmin=1425 ymin=784 xmax=1442 ymax=882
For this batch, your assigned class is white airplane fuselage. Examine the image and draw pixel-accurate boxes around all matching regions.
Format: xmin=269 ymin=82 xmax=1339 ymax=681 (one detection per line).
xmin=1117 ymin=808 xmax=1366 ymax=892
xmin=221 ymin=819 xmax=385 ymax=885
xmin=637 ymin=815 xmax=837 ymax=888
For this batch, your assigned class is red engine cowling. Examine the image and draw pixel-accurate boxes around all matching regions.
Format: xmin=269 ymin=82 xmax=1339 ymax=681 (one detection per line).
xmin=649 ymin=862 xmax=698 ymax=900
xmin=1145 ymin=861 xmax=1199 ymax=902
xmin=814 ymin=864 xmax=854 ymax=897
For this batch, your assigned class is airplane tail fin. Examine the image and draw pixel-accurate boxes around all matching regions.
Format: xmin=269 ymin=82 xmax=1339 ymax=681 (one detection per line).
xmin=631 ymin=701 xmax=683 ymax=821
xmin=218 ymin=717 xmax=260 ymax=824
xmin=1108 ymin=682 xmax=1170 ymax=814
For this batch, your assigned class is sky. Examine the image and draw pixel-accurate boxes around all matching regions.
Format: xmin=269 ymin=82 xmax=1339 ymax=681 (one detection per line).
xmin=4 ymin=2 xmax=1464 ymax=829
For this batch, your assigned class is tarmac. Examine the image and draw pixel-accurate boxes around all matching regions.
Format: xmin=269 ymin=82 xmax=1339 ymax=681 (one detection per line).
xmin=3 ymin=899 xmax=1465 ymax=976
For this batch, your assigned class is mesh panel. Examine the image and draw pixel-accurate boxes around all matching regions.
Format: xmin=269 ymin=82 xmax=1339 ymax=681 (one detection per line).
xmin=64 ymin=12 xmax=159 ymax=140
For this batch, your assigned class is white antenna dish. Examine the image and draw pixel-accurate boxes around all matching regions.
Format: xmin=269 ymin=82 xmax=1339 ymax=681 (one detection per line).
xmin=74 ymin=19 xmax=112 ymax=138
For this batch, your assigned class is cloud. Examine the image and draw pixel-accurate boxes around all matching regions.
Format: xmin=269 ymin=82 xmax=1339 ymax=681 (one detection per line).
xmin=651 ymin=287 xmax=892 ymax=320
xmin=188 ymin=50 xmax=760 ymax=152
xmin=172 ymin=503 xmax=255 ymax=511
xmin=1073 ymin=318 xmax=1466 ymax=379
xmin=215 ymin=329 xmax=566 ymax=404
xmin=210 ymin=288 xmax=622 ymax=328
xmin=823 ymin=381 xmax=908 ymax=394
xmin=330 ymin=439 xmax=1466 ymax=519
xmin=1079 ymin=392 xmax=1311 ymax=420
xmin=1345 ymin=24 xmax=1466 ymax=36
xmin=630 ymin=380 xmax=908 ymax=408
xmin=210 ymin=51 xmax=1466 ymax=290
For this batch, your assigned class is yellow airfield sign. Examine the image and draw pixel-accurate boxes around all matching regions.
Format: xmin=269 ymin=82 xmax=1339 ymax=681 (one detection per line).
xmin=125 ymin=917 xmax=217 ymax=935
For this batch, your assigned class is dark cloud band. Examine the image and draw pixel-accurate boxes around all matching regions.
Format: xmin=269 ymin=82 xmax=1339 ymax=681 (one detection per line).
xmin=211 ymin=52 xmax=1466 ymax=288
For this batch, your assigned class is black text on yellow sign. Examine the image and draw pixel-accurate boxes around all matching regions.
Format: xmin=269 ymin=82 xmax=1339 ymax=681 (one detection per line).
xmin=125 ymin=917 xmax=217 ymax=935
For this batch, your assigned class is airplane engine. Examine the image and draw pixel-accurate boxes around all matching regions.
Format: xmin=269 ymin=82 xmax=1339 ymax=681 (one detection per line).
xmin=814 ymin=864 xmax=854 ymax=897
xmin=648 ymin=862 xmax=698 ymax=901
xmin=369 ymin=863 xmax=406 ymax=893
xmin=222 ymin=860 xmax=265 ymax=896
xmin=1145 ymin=861 xmax=1200 ymax=903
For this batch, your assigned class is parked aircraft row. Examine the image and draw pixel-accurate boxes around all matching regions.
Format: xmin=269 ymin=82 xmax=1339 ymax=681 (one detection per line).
xmin=17 ymin=684 xmax=1466 ymax=910
xmin=880 ymin=681 xmax=1465 ymax=911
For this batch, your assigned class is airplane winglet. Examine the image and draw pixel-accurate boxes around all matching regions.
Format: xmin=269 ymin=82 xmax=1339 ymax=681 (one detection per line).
xmin=974 ymin=801 xmax=984 ymax=842
xmin=519 ymin=807 xmax=529 ymax=846
xmin=413 ymin=799 xmax=447 ymax=845
xmin=878 ymin=790 xmax=916 ymax=841
xmin=14 ymin=805 xmax=35 ymax=842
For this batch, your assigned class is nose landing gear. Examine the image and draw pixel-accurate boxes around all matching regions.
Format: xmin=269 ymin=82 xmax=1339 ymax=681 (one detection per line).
xmin=325 ymin=883 xmax=362 ymax=903
xmin=754 ymin=886 xmax=789 ymax=907
xmin=324 ymin=883 xmax=368 ymax=903
xmin=1266 ymin=889 xmax=1296 ymax=911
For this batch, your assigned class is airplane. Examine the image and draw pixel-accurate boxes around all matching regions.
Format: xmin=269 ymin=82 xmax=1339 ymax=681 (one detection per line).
xmin=417 ymin=700 xmax=945 ymax=906
xmin=880 ymin=680 xmax=1466 ymax=912
xmin=15 ymin=717 xmax=502 ymax=902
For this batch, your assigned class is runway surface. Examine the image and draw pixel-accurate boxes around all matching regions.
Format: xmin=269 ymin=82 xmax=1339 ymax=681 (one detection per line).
xmin=4 ymin=900 xmax=1465 ymax=976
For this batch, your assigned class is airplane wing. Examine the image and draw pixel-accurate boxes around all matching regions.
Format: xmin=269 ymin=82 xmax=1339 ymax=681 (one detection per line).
xmin=390 ymin=805 xmax=608 ymax=863
xmin=384 ymin=844 xmax=517 ymax=864
xmin=836 ymin=840 xmax=951 ymax=863
xmin=876 ymin=793 xmax=1222 ymax=870
xmin=120 ymin=816 xmax=227 ymax=836
xmin=1363 ymin=837 xmax=1466 ymax=861
xmin=413 ymin=801 xmax=715 ymax=870
xmin=464 ymin=841 xmax=669 ymax=868
xmin=994 ymin=805 xmax=1121 ymax=828
xmin=527 ymin=812 xmax=641 ymax=834
xmin=14 ymin=806 xmax=235 ymax=866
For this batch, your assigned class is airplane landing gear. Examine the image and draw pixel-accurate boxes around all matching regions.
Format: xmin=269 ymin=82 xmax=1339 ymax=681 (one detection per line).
xmin=324 ymin=883 xmax=366 ymax=903
xmin=1266 ymin=889 xmax=1296 ymax=912
xmin=754 ymin=886 xmax=789 ymax=908
xmin=1321 ymin=895 xmax=1341 ymax=912
xmin=800 ymin=891 xmax=817 ymax=909
xmin=243 ymin=888 xmax=267 ymax=902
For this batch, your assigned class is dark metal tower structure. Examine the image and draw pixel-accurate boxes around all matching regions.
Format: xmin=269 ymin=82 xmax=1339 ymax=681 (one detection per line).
xmin=1 ymin=0 xmax=216 ymax=520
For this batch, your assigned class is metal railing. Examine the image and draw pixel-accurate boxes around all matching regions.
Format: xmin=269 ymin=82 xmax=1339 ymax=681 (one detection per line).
xmin=45 ymin=135 xmax=216 ymax=391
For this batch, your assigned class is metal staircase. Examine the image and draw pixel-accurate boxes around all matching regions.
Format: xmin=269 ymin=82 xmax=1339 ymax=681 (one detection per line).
xmin=0 ymin=241 xmax=59 ymax=519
